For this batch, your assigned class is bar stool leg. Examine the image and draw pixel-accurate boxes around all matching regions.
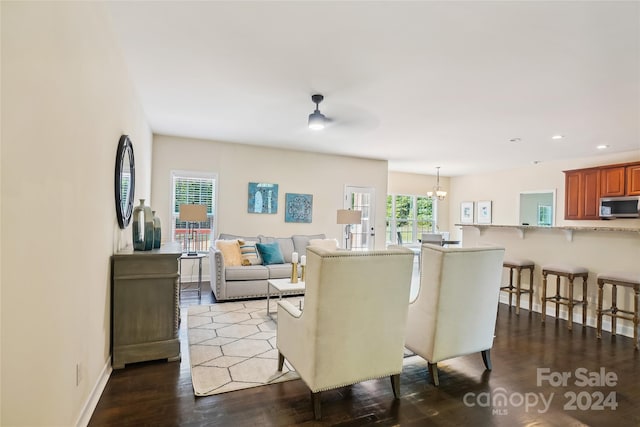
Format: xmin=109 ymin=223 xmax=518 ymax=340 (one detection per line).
xmin=633 ymin=287 xmax=639 ymax=350
xmin=515 ymin=267 xmax=522 ymax=315
xmin=568 ymin=277 xmax=574 ymax=331
xmin=528 ymin=267 xmax=534 ymax=312
xmin=597 ymin=280 xmax=604 ymax=339
xmin=508 ymin=267 xmax=514 ymax=308
xmin=612 ymin=285 xmax=617 ymax=336
xmin=582 ymin=277 xmax=587 ymax=326
xmin=541 ymin=272 xmax=548 ymax=322
xmin=555 ymin=276 xmax=561 ymax=320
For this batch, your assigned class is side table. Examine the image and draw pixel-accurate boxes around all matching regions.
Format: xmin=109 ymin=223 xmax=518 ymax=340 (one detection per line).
xmin=267 ymin=278 xmax=306 ymax=319
xmin=179 ymin=253 xmax=206 ymax=300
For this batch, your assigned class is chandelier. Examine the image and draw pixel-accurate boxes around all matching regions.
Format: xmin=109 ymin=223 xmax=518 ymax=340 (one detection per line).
xmin=427 ymin=167 xmax=447 ymax=200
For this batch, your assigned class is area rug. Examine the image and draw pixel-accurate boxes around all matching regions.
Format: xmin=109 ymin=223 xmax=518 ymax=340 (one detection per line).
xmin=187 ymin=297 xmax=303 ymax=396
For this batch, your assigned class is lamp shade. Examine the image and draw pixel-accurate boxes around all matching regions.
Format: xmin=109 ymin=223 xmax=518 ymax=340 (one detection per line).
xmin=336 ymin=209 xmax=362 ymax=224
xmin=179 ymin=204 xmax=207 ymax=222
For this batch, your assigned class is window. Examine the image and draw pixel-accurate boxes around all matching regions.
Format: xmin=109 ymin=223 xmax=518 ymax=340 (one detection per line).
xmin=171 ymin=171 xmax=217 ymax=253
xmin=386 ymin=194 xmax=435 ymax=244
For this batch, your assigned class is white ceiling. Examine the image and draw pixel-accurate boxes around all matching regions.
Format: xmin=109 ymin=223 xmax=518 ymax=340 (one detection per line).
xmin=106 ymin=1 xmax=639 ymax=176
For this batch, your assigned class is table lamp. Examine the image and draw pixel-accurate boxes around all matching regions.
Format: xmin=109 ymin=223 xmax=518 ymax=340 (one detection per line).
xmin=336 ymin=209 xmax=362 ymax=250
xmin=179 ymin=204 xmax=207 ymax=255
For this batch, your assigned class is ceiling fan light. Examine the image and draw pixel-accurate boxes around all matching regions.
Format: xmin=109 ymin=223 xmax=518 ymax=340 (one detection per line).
xmin=308 ymin=111 xmax=326 ymax=130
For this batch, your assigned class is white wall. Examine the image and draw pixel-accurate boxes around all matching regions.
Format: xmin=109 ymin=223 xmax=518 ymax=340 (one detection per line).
xmin=1 ymin=2 xmax=152 ymax=425
xmin=151 ymin=135 xmax=389 ymax=279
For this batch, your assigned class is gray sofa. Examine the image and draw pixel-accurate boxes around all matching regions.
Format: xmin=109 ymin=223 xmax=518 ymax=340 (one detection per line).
xmin=208 ymin=233 xmax=326 ymax=301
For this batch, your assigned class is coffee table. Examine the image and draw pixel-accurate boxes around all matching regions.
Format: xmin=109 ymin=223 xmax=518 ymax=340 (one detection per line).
xmin=267 ymin=278 xmax=305 ymax=318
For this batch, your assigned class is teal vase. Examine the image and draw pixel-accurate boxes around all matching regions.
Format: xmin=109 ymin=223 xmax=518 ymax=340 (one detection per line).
xmin=152 ymin=210 xmax=161 ymax=249
xmin=133 ymin=199 xmax=154 ymax=251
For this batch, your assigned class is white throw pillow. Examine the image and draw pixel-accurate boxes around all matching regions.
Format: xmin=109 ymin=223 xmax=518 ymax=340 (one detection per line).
xmin=308 ymin=238 xmax=339 ymax=251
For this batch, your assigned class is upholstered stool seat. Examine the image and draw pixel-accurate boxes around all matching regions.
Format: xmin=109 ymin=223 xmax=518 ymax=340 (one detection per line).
xmin=596 ymin=272 xmax=640 ymax=350
xmin=500 ymin=257 xmax=535 ymax=314
xmin=541 ymin=264 xmax=589 ymax=330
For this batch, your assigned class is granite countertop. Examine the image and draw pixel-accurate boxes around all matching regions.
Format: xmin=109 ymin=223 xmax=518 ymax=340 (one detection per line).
xmin=455 ymin=224 xmax=640 ymax=233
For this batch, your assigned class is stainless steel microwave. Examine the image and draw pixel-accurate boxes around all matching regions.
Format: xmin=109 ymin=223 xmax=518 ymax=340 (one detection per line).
xmin=599 ymin=196 xmax=640 ymax=218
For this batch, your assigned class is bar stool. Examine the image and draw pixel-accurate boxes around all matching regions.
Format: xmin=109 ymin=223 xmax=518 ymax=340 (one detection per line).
xmin=541 ymin=264 xmax=588 ymax=330
xmin=596 ymin=272 xmax=640 ymax=350
xmin=500 ymin=258 xmax=535 ymax=315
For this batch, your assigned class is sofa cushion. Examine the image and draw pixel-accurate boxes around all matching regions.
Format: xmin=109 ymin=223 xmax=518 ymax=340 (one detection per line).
xmin=292 ymin=234 xmax=326 ymax=255
xmin=239 ymin=240 xmax=262 ymax=266
xmin=309 ymin=238 xmax=339 ymax=251
xmin=259 ymin=236 xmax=295 ymax=262
xmin=225 ymin=265 xmax=269 ymax=281
xmin=267 ymin=263 xmax=294 ymax=279
xmin=219 ymin=233 xmax=259 ymax=242
xmin=215 ymin=239 xmax=243 ymax=266
xmin=256 ymin=242 xmax=286 ymax=265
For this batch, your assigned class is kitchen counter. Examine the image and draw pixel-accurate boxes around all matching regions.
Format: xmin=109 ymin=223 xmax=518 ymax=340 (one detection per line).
xmin=455 ymin=224 xmax=640 ymax=241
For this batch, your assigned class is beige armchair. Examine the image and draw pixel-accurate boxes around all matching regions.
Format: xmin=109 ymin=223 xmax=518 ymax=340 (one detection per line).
xmin=276 ymin=246 xmax=415 ymax=420
xmin=405 ymin=244 xmax=505 ymax=386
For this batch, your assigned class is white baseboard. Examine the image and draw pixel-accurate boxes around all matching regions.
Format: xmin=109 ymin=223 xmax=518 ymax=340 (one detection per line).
xmin=75 ymin=357 xmax=113 ymax=427
xmin=498 ymin=294 xmax=634 ymax=338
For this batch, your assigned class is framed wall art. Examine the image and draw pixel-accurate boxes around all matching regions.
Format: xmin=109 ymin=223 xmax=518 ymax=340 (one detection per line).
xmin=477 ymin=200 xmax=492 ymax=224
xmin=248 ymin=182 xmax=278 ymax=214
xmin=285 ymin=193 xmax=313 ymax=223
xmin=460 ymin=201 xmax=474 ymax=224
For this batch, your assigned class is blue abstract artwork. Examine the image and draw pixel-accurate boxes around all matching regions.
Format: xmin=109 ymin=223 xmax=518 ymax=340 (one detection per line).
xmin=248 ymin=182 xmax=278 ymax=214
xmin=285 ymin=193 xmax=313 ymax=223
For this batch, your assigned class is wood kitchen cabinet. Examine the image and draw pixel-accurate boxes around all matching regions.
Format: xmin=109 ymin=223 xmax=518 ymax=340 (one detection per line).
xmin=111 ymin=242 xmax=182 ymax=369
xmin=600 ymin=166 xmax=625 ymax=197
xmin=627 ymin=163 xmax=640 ymax=195
xmin=564 ymin=168 xmax=600 ymax=220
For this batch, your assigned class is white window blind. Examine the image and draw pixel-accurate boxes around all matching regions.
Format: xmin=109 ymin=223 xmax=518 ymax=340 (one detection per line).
xmin=171 ymin=172 xmax=217 ymax=252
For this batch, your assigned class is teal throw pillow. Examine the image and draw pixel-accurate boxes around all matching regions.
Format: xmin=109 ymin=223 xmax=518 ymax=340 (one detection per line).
xmin=256 ymin=242 xmax=285 ymax=265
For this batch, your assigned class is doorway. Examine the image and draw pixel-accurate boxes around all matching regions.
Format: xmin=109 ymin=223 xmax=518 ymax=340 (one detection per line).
xmin=344 ymin=186 xmax=375 ymax=250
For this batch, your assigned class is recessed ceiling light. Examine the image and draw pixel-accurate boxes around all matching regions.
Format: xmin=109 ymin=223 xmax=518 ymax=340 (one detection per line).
xmin=509 ymin=138 xmax=522 ymax=143
xmin=551 ymin=135 xmax=564 ymax=140
xmin=597 ymin=144 xmax=610 ymax=150
xmin=532 ymin=160 xmax=541 ymax=165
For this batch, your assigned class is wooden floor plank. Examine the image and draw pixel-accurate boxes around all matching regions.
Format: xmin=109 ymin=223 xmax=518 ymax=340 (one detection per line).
xmin=89 ymin=284 xmax=640 ymax=426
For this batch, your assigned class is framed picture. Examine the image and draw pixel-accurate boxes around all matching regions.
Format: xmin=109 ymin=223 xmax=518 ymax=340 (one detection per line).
xmin=248 ymin=182 xmax=278 ymax=214
xmin=285 ymin=193 xmax=313 ymax=223
xmin=460 ymin=201 xmax=474 ymax=224
xmin=477 ymin=200 xmax=492 ymax=224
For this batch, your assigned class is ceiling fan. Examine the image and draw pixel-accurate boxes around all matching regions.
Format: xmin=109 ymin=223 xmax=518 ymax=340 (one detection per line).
xmin=308 ymin=94 xmax=328 ymax=130
xmin=307 ymin=93 xmax=380 ymax=132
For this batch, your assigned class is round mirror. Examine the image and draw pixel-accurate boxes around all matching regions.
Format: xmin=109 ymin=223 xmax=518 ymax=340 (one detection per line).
xmin=115 ymin=135 xmax=136 ymax=229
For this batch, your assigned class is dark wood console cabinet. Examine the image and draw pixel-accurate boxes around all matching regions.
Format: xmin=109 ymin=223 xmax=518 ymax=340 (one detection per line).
xmin=111 ymin=242 xmax=182 ymax=369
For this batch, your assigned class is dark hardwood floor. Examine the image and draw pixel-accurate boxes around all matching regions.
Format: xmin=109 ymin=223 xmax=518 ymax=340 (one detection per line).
xmin=89 ymin=282 xmax=639 ymax=426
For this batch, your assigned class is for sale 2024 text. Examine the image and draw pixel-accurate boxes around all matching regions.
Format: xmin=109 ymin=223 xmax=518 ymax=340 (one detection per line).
xmin=537 ymin=367 xmax=618 ymax=411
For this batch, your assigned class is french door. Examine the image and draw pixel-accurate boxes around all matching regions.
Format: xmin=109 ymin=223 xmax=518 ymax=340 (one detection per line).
xmin=344 ymin=186 xmax=375 ymax=250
